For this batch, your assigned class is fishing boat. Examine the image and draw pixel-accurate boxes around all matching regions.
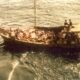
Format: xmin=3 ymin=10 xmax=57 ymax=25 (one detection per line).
xmin=0 ymin=26 xmax=63 ymax=50
xmin=1 ymin=25 xmax=80 ymax=52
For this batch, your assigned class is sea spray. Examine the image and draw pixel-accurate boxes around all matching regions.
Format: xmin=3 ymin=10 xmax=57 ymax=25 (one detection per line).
xmin=8 ymin=60 xmax=19 ymax=80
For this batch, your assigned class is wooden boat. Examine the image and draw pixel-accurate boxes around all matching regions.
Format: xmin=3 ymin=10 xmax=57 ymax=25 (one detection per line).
xmin=1 ymin=27 xmax=62 ymax=49
xmin=1 ymin=26 xmax=80 ymax=52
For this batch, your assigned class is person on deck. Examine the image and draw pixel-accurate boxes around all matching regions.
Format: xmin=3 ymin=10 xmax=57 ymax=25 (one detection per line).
xmin=67 ymin=19 xmax=73 ymax=31
xmin=64 ymin=20 xmax=68 ymax=26
xmin=69 ymin=19 xmax=72 ymax=26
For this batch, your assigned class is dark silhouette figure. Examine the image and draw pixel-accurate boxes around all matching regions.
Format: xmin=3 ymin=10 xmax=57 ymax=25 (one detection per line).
xmin=69 ymin=19 xmax=72 ymax=26
xmin=64 ymin=20 xmax=68 ymax=26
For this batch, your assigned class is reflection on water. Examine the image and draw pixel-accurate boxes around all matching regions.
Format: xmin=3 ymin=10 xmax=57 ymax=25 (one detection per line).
xmin=0 ymin=0 xmax=80 ymax=80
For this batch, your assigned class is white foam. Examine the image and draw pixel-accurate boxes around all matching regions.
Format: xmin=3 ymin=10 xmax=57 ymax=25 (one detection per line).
xmin=8 ymin=60 xmax=19 ymax=80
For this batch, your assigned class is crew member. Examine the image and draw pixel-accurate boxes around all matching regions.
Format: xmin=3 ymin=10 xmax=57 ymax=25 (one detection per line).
xmin=67 ymin=19 xmax=73 ymax=31
xmin=69 ymin=19 xmax=72 ymax=26
xmin=64 ymin=20 xmax=68 ymax=26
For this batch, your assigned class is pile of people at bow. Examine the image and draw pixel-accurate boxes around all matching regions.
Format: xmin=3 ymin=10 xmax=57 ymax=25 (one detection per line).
xmin=6 ymin=27 xmax=54 ymax=44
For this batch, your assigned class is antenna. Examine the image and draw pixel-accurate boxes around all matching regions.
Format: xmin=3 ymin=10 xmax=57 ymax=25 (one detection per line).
xmin=34 ymin=0 xmax=37 ymax=27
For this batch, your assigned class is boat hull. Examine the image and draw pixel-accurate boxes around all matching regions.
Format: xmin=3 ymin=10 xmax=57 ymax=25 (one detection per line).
xmin=2 ymin=35 xmax=80 ymax=53
xmin=2 ymin=36 xmax=53 ymax=52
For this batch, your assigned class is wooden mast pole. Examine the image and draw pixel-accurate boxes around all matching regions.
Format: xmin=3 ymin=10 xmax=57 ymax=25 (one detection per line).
xmin=34 ymin=0 xmax=37 ymax=27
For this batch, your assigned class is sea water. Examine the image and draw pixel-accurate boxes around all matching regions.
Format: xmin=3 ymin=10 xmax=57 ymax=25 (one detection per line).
xmin=0 ymin=0 xmax=80 ymax=80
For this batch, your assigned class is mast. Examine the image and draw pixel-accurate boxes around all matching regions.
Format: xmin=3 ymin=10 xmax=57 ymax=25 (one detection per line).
xmin=34 ymin=0 xmax=37 ymax=27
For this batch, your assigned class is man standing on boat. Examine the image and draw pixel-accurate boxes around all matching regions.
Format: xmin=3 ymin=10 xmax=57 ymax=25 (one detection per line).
xmin=69 ymin=19 xmax=72 ymax=27
xmin=64 ymin=20 xmax=68 ymax=26
xmin=68 ymin=19 xmax=73 ymax=32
